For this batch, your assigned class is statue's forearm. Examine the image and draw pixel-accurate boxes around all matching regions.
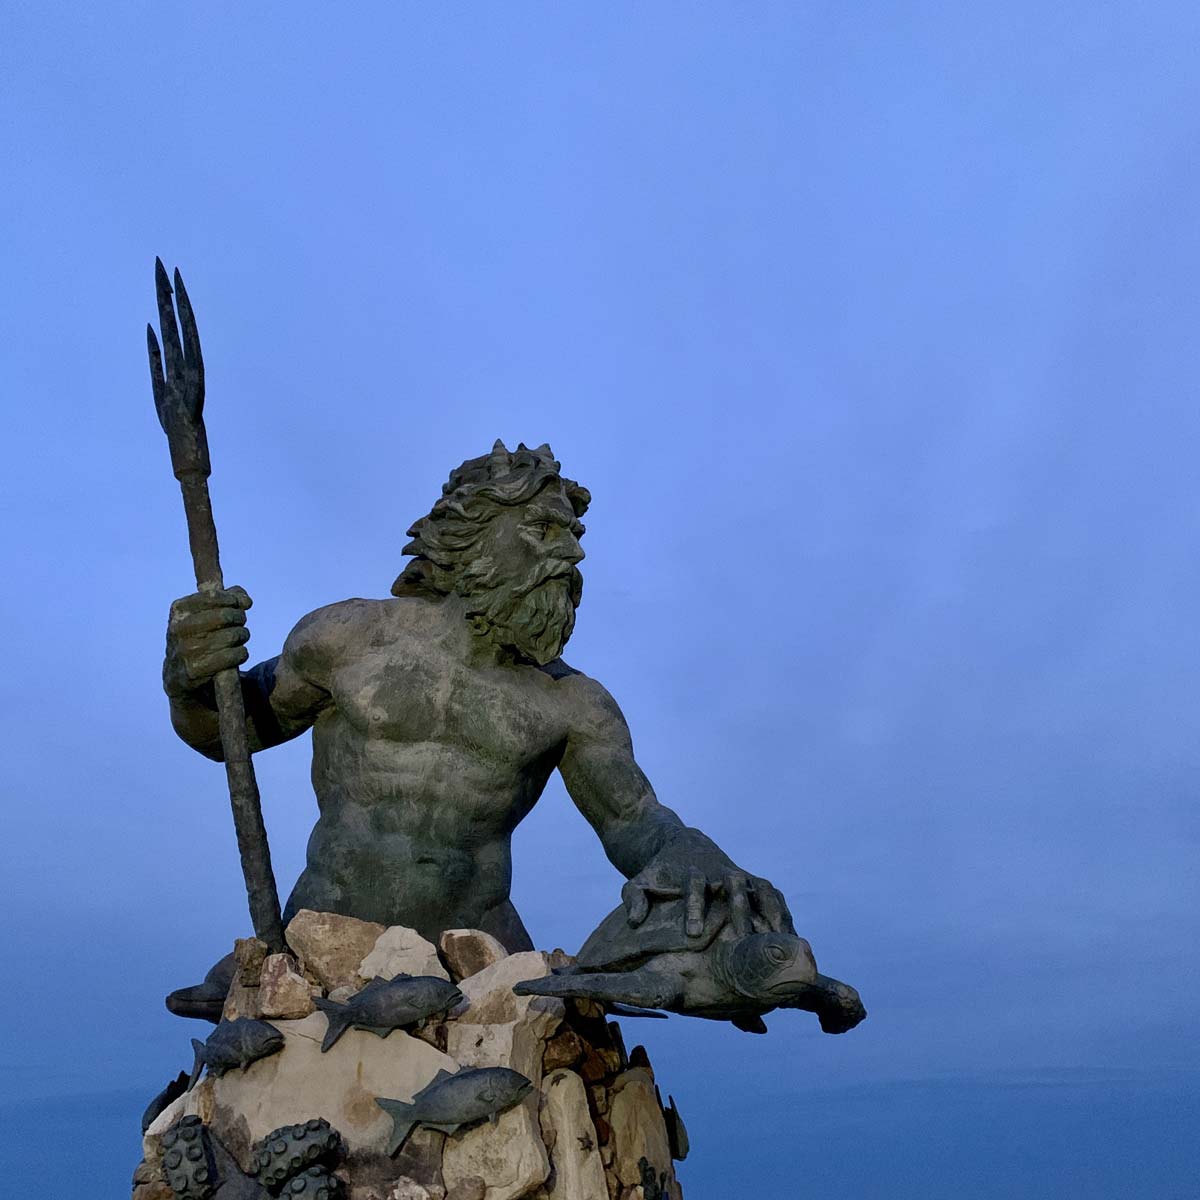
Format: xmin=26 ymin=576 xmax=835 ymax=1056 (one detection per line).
xmin=165 ymin=661 xmax=285 ymax=760
xmin=601 ymin=805 xmax=729 ymax=880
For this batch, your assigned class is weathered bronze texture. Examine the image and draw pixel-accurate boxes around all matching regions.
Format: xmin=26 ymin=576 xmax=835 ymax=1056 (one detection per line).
xmin=375 ymin=1066 xmax=534 ymax=1154
xmin=163 ymin=439 xmax=794 ymax=953
xmin=148 ymin=260 xmax=285 ymax=954
xmin=313 ymin=974 xmax=463 ymax=1051
xmin=153 ymin=269 xmax=861 ymax=1033
xmin=514 ymin=894 xmax=865 ymax=1033
xmin=188 ymin=1017 xmax=284 ymax=1088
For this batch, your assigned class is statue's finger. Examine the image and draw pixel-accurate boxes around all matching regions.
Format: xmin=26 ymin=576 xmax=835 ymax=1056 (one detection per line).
xmin=171 ymin=606 xmax=249 ymax=637
xmin=754 ymin=885 xmax=790 ymax=934
xmin=622 ymin=880 xmax=650 ymax=926
xmin=182 ymin=626 xmax=250 ymax=655
xmin=685 ymin=870 xmax=706 ymax=937
xmin=154 ymin=258 xmax=185 ymax=381
xmin=727 ymin=874 xmax=753 ymax=936
xmin=187 ymin=645 xmax=250 ymax=674
xmin=170 ymin=589 xmax=252 ymax=619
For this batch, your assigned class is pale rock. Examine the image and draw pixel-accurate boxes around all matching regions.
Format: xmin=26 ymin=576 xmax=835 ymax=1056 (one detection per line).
xmin=539 ymin=1070 xmax=608 ymax=1200
xmin=446 ymin=1021 xmax=544 ymax=1089
xmin=172 ymin=1011 xmax=458 ymax=1162
xmin=606 ymin=1069 xmax=672 ymax=1189
xmin=235 ymin=936 xmax=269 ymax=984
xmin=220 ymin=979 xmax=260 ymax=1020
xmin=286 ymin=909 xmax=386 ymax=991
xmin=447 ymin=952 xmax=562 ymax=1086
xmin=445 ymin=1178 xmax=486 ymax=1200
xmin=142 ymin=1092 xmax=188 ymax=1174
xmin=454 ymin=952 xmax=563 ymax=1031
xmin=439 ymin=929 xmax=508 ymax=982
xmin=389 ymin=1182 xmax=433 ymax=1200
xmin=361 ymin=926 xmax=449 ymax=982
xmin=259 ymin=952 xmax=316 ymax=1019
xmin=329 ymin=985 xmax=357 ymax=1003
xmin=222 ymin=938 xmax=268 ymax=1018
xmin=442 ymin=1096 xmax=549 ymax=1200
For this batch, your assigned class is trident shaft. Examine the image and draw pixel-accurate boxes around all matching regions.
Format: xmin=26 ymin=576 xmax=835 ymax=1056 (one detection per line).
xmin=147 ymin=258 xmax=285 ymax=953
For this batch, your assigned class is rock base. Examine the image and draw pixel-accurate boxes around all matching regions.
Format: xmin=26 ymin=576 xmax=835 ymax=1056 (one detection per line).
xmin=134 ymin=913 xmax=686 ymax=1200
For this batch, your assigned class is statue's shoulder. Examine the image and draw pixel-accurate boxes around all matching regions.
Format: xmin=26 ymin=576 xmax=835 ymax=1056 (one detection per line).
xmin=541 ymin=662 xmax=629 ymax=733
xmin=284 ymin=597 xmax=420 ymax=656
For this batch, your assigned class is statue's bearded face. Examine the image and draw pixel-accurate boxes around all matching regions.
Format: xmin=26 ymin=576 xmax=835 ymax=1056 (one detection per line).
xmin=458 ymin=488 xmax=586 ymax=666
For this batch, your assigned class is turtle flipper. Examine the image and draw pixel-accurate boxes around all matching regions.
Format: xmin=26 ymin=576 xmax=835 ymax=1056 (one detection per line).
xmin=731 ymin=1014 xmax=768 ymax=1034
xmin=514 ymin=969 xmax=679 ymax=1012
xmin=606 ymin=1002 xmax=669 ymax=1020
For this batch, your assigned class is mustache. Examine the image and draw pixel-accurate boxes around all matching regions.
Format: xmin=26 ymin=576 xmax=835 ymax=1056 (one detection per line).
xmin=511 ymin=558 xmax=577 ymax=598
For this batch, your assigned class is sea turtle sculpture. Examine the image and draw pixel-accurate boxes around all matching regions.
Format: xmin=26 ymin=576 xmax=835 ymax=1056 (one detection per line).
xmin=513 ymin=897 xmax=866 ymax=1035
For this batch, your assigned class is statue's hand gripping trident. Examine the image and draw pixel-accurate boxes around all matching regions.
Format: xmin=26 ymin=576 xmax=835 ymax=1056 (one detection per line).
xmin=147 ymin=259 xmax=285 ymax=953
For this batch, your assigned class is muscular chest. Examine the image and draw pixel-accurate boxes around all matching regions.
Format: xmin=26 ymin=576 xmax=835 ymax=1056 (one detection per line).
xmin=327 ymin=641 xmax=567 ymax=766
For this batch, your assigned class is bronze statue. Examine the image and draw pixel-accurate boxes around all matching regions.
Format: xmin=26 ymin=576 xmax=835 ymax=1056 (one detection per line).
xmin=150 ymin=263 xmax=860 ymax=1032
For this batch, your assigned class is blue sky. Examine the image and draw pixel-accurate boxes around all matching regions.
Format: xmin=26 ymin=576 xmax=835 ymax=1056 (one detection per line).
xmin=1 ymin=5 xmax=1197 ymax=1196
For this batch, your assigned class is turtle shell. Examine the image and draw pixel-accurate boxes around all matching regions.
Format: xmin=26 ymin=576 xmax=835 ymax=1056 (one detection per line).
xmin=575 ymin=897 xmax=732 ymax=971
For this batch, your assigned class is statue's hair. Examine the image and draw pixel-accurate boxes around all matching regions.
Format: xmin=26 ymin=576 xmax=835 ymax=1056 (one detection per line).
xmin=391 ymin=439 xmax=590 ymax=599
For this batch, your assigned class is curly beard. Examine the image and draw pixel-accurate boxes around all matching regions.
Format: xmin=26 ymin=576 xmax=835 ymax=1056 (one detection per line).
xmin=459 ymin=557 xmax=582 ymax=666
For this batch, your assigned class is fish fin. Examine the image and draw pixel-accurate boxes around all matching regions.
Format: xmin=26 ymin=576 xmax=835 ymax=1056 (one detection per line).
xmin=319 ymin=1006 xmax=353 ymax=1053
xmin=376 ymin=1097 xmax=416 ymax=1154
xmin=731 ymin=1015 xmax=768 ymax=1034
xmin=187 ymin=1039 xmax=205 ymax=1091
xmin=380 ymin=972 xmax=411 ymax=981
xmin=366 ymin=1025 xmax=395 ymax=1038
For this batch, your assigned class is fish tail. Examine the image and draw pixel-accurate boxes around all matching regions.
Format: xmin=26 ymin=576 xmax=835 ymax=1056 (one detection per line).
xmin=187 ymin=1039 xmax=204 ymax=1091
xmin=379 ymin=1102 xmax=417 ymax=1155
xmin=314 ymin=998 xmax=351 ymax=1052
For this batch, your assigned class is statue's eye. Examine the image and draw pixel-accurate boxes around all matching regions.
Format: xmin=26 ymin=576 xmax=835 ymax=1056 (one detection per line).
xmin=767 ymin=944 xmax=787 ymax=963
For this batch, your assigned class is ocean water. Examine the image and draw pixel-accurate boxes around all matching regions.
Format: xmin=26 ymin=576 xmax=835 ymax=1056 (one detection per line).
xmin=10 ymin=1068 xmax=1196 ymax=1199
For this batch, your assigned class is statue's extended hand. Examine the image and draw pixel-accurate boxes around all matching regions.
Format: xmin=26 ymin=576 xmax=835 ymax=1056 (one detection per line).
xmin=621 ymin=837 xmax=795 ymax=939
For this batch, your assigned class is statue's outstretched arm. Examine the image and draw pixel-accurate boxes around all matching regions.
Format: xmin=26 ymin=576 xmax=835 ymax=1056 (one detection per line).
xmin=558 ymin=673 xmax=794 ymax=939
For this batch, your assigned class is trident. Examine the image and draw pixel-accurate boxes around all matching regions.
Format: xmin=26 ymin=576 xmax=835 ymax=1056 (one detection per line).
xmin=147 ymin=259 xmax=285 ymax=953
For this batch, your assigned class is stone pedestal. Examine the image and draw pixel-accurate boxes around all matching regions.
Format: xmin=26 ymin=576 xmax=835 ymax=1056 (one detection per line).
xmin=134 ymin=914 xmax=686 ymax=1200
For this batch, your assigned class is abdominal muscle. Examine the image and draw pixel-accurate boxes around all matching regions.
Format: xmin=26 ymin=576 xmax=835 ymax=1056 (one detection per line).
xmin=283 ymin=724 xmax=539 ymax=940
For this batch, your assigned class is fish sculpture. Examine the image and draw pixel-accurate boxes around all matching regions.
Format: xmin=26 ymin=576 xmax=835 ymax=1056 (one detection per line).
xmin=188 ymin=1017 xmax=285 ymax=1089
xmin=313 ymin=974 xmax=464 ymax=1052
xmin=375 ymin=1066 xmax=533 ymax=1154
xmin=142 ymin=1069 xmax=190 ymax=1133
xmin=513 ymin=896 xmax=866 ymax=1035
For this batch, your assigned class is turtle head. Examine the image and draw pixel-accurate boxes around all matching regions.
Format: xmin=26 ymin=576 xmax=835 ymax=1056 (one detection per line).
xmin=727 ymin=933 xmax=818 ymax=1002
